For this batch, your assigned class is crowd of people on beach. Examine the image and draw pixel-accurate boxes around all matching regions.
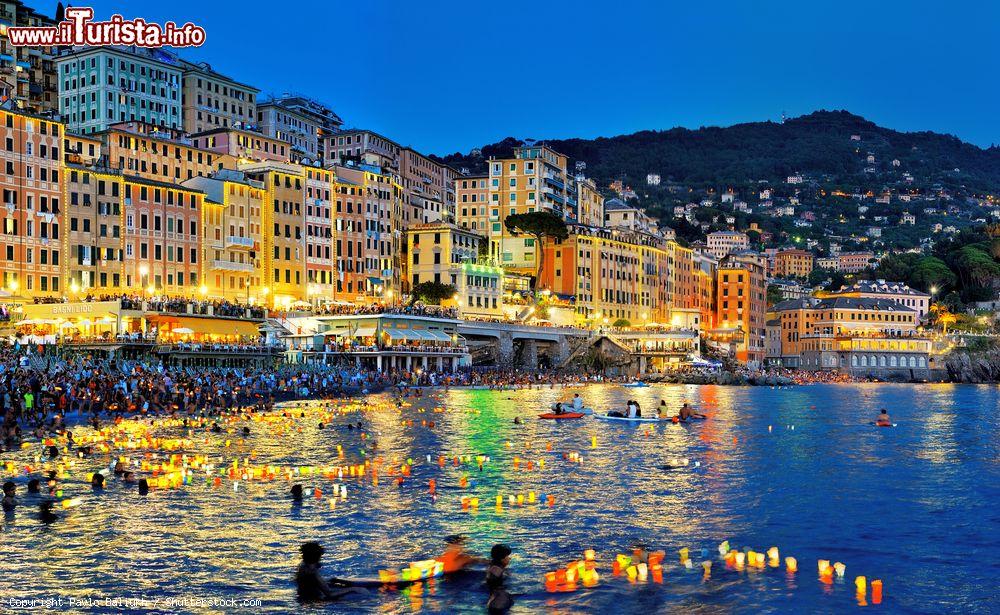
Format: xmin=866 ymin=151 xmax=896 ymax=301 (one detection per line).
xmin=31 ymin=294 xmax=269 ymax=320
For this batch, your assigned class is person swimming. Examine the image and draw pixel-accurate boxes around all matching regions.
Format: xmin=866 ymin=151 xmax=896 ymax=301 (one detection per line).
xmin=295 ymin=542 xmax=366 ymax=602
xmin=138 ymin=479 xmax=149 ymax=496
xmin=39 ymin=500 xmax=58 ymax=523
xmin=438 ymin=534 xmax=488 ymax=574
xmin=27 ymin=479 xmax=40 ymax=494
xmin=91 ymin=473 xmax=105 ymax=489
xmin=2 ymin=481 xmax=16 ymax=511
xmin=486 ymin=543 xmax=513 ymax=614
xmin=291 ymin=484 xmax=304 ymax=502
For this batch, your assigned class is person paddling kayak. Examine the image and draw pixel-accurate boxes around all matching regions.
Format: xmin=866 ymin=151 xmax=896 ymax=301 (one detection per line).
xmin=876 ymin=408 xmax=892 ymax=427
xmin=677 ymin=403 xmax=706 ymax=422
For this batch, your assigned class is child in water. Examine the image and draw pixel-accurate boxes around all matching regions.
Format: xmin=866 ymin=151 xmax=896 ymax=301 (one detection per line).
xmin=486 ymin=544 xmax=513 ymax=613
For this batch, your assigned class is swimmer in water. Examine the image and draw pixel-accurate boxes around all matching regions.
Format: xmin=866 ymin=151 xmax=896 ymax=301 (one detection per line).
xmin=91 ymin=473 xmax=105 ymax=489
xmin=486 ymin=544 xmax=513 ymax=614
xmin=27 ymin=479 xmax=40 ymax=494
xmin=39 ymin=500 xmax=58 ymax=523
xmin=513 ymin=416 xmax=522 ymax=425
xmin=295 ymin=542 xmax=366 ymax=602
xmin=138 ymin=479 xmax=149 ymax=496
xmin=438 ymin=535 xmax=488 ymax=574
xmin=2 ymin=481 xmax=16 ymax=511
xmin=291 ymin=484 xmax=304 ymax=502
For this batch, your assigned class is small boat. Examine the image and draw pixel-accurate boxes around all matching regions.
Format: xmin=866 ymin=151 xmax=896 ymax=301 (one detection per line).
xmin=538 ymin=412 xmax=585 ymax=420
xmin=621 ymin=382 xmax=648 ymax=388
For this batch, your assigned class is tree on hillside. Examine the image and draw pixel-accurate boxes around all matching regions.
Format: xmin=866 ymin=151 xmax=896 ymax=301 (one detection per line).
xmin=504 ymin=211 xmax=569 ymax=290
xmin=909 ymin=256 xmax=957 ymax=292
xmin=410 ymin=281 xmax=456 ymax=305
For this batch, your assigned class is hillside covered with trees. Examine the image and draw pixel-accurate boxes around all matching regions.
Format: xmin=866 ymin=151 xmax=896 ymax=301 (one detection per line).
xmin=435 ymin=110 xmax=1000 ymax=193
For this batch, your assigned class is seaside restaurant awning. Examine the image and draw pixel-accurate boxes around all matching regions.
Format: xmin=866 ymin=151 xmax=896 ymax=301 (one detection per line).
xmin=20 ymin=300 xmax=126 ymax=334
xmin=149 ymin=315 xmax=261 ymax=339
xmin=325 ymin=324 xmax=377 ymax=338
xmin=424 ymin=329 xmax=454 ymax=343
xmin=383 ymin=328 xmax=427 ymax=342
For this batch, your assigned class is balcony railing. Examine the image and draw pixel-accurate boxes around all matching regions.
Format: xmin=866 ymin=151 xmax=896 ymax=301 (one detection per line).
xmin=211 ymin=259 xmax=254 ymax=272
xmin=225 ymin=236 xmax=254 ymax=249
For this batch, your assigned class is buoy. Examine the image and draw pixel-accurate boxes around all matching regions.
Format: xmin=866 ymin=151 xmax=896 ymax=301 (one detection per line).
xmin=834 ymin=562 xmax=846 ymax=577
xmin=871 ymin=579 xmax=883 ymax=604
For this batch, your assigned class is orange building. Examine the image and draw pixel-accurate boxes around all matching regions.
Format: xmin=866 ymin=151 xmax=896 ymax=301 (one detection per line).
xmin=540 ymin=225 xmax=671 ymax=325
xmin=712 ymin=257 xmax=767 ymax=363
xmin=122 ymin=177 xmax=203 ymax=295
xmin=1 ymin=108 xmax=63 ymax=296
xmin=774 ymin=248 xmax=814 ymax=279
xmin=331 ymin=164 xmax=404 ymax=303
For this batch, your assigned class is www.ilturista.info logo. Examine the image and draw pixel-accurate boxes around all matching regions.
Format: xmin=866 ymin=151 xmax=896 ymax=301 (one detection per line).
xmin=7 ymin=7 xmax=206 ymax=48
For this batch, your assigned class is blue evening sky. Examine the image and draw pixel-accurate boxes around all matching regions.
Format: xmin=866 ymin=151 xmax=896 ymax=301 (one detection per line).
xmin=37 ymin=0 xmax=1000 ymax=154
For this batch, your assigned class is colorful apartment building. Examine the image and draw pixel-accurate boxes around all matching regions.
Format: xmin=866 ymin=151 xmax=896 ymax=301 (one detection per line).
xmin=773 ymin=248 xmax=814 ymax=279
xmin=824 ymin=279 xmax=931 ymax=318
xmin=180 ymin=61 xmax=258 ymax=134
xmin=265 ymin=94 xmax=342 ymax=162
xmin=770 ymin=296 xmax=930 ymax=374
xmin=333 ymin=164 xmax=404 ymax=303
xmin=540 ymin=224 xmax=672 ymax=325
xmin=486 ymin=145 xmax=573 ymax=271
xmin=575 ymin=177 xmax=605 ymax=228
xmin=182 ymin=169 xmax=264 ymax=302
xmin=1 ymin=108 xmax=62 ymax=296
xmin=121 ymin=176 xmax=203 ymax=295
xmin=191 ymin=127 xmax=290 ymax=163
xmin=706 ymin=230 xmax=750 ymax=259
xmin=64 ymin=164 xmax=124 ymax=293
xmin=303 ymin=167 xmax=335 ymax=301
xmin=0 ymin=0 xmax=58 ymax=113
xmin=257 ymin=100 xmax=319 ymax=161
xmin=240 ymin=161 xmax=306 ymax=307
xmin=455 ymin=174 xmax=489 ymax=233
xmin=56 ymin=47 xmax=182 ymax=134
xmin=837 ymin=251 xmax=875 ymax=273
xmin=406 ymin=222 xmax=501 ymax=318
xmin=101 ymin=121 xmax=220 ymax=182
xmin=711 ymin=256 xmax=767 ymax=363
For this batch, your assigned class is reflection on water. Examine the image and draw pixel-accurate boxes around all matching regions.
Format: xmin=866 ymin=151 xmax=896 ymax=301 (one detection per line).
xmin=1 ymin=383 xmax=998 ymax=614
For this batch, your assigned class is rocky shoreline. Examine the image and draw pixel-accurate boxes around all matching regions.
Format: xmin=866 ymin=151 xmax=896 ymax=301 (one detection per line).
xmin=945 ymin=351 xmax=1000 ymax=383
xmin=643 ymin=372 xmax=797 ymax=386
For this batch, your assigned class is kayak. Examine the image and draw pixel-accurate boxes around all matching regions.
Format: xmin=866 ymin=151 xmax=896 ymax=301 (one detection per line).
xmin=671 ymin=415 xmax=707 ymax=424
xmin=621 ymin=382 xmax=648 ymax=388
xmin=538 ymin=412 xmax=585 ymax=420
xmin=542 ymin=407 xmax=593 ymax=415
xmin=872 ymin=421 xmax=897 ymax=427
xmin=594 ymin=415 xmax=663 ymax=423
